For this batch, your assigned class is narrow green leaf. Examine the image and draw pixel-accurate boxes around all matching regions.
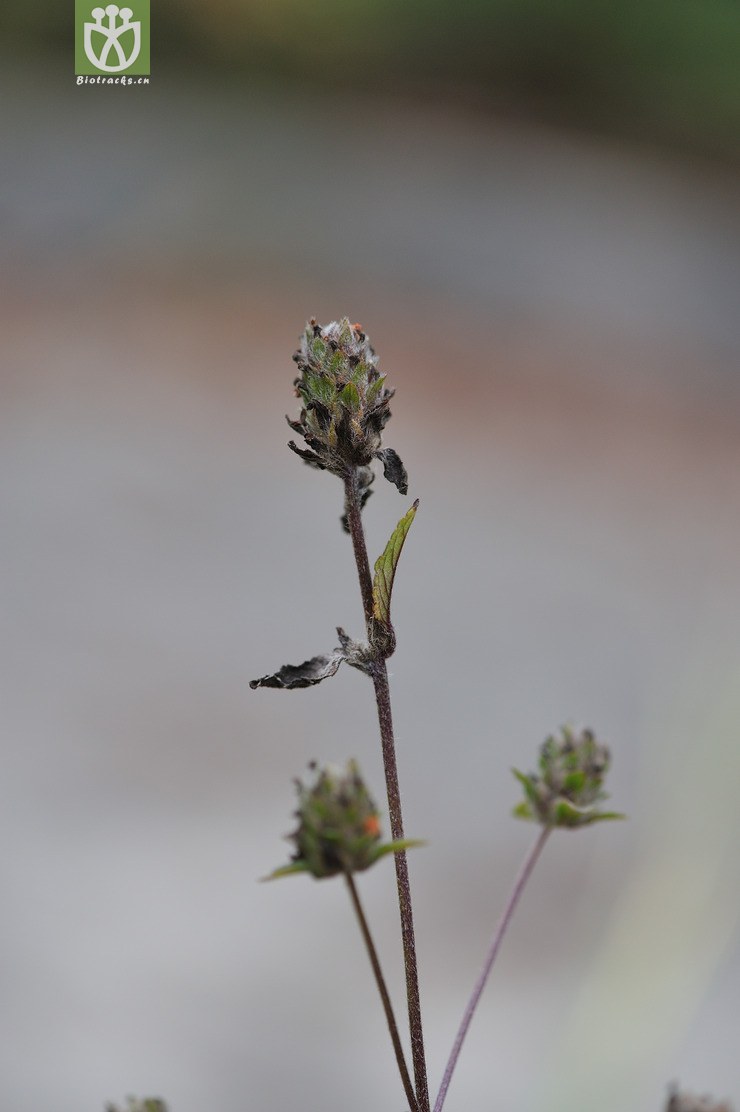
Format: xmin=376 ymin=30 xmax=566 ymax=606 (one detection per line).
xmin=350 ymin=362 xmax=368 ymax=386
xmin=261 ymin=861 xmax=311 ymax=881
xmin=372 ymin=500 xmax=419 ymax=626
xmin=512 ymin=768 xmax=539 ymax=806
xmin=551 ymin=800 xmax=626 ymax=828
xmin=365 ymin=374 xmax=386 ymax=405
xmin=373 ymin=838 xmax=426 ymax=861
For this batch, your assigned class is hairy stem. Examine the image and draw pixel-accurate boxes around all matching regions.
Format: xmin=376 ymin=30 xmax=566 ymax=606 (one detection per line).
xmin=343 ymin=472 xmax=375 ymax=629
xmin=433 ymin=826 xmax=551 ymax=1112
xmin=372 ymin=661 xmax=429 ymax=1110
xmin=345 ymin=873 xmax=420 ymax=1112
xmin=343 ymin=471 xmax=430 ymax=1112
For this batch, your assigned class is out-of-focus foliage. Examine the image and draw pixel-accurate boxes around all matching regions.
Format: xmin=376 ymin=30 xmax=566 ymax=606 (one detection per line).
xmin=7 ymin=0 xmax=740 ymax=162
xmin=106 ymin=1100 xmax=168 ymax=1112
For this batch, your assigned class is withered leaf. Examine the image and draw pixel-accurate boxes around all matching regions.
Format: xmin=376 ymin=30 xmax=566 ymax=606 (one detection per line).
xmin=375 ymin=447 xmax=408 ymax=495
xmin=250 ymin=651 xmax=344 ymax=690
xmin=287 ymin=440 xmax=326 ymax=469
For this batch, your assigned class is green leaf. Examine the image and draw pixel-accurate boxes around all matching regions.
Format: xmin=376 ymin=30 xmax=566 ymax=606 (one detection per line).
xmin=562 ymin=770 xmax=586 ymax=793
xmin=372 ymin=500 xmax=419 ymax=626
xmin=339 ymin=382 xmax=361 ymax=411
xmin=365 ymin=374 xmax=386 ymax=405
xmin=313 ymin=374 xmax=336 ymax=405
xmin=552 ymin=800 xmax=626 ymax=828
xmin=309 ymin=335 xmax=327 ymax=362
xmin=553 ymin=799 xmax=584 ymax=827
xmin=329 ymin=350 xmax=346 ymax=377
xmin=261 ymin=861 xmax=311 ymax=881
xmin=512 ymin=768 xmax=539 ymax=806
xmin=350 ymin=362 xmax=368 ymax=386
xmin=337 ymin=319 xmax=353 ymax=347
xmin=372 ymin=838 xmax=426 ymax=861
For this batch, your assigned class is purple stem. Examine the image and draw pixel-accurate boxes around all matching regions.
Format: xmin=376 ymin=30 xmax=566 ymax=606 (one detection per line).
xmin=343 ymin=470 xmax=430 ymax=1112
xmin=433 ymin=826 xmax=551 ymax=1112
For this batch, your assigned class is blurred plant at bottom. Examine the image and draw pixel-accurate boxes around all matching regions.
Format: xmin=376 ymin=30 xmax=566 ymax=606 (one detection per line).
xmin=105 ymin=1100 xmax=167 ymax=1112
xmin=666 ymin=1087 xmax=734 ymax=1112
xmin=262 ymin=759 xmax=424 ymax=1111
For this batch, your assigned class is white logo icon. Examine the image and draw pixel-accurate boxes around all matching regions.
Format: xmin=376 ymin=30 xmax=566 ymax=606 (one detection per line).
xmin=84 ymin=5 xmax=141 ymax=72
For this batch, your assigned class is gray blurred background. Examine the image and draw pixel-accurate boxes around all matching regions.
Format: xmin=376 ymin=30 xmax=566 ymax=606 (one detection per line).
xmin=2 ymin=3 xmax=740 ymax=1111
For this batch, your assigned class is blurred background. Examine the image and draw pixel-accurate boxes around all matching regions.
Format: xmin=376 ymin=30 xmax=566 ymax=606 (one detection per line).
xmin=2 ymin=2 xmax=739 ymax=1110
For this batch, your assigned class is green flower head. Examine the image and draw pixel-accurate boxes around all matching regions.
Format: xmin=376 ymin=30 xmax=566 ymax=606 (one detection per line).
xmin=513 ymin=726 xmax=624 ymax=829
xmin=287 ymin=318 xmax=408 ymax=508
xmin=265 ymin=760 xmax=422 ymax=880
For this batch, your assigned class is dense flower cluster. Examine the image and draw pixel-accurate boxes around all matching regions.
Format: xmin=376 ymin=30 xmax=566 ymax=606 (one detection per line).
xmin=265 ymin=760 xmax=421 ymax=881
xmin=287 ymin=318 xmax=408 ymax=510
xmin=289 ymin=760 xmax=383 ymax=878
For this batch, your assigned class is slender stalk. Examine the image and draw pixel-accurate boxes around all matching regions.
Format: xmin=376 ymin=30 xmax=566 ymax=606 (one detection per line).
xmin=433 ymin=826 xmax=551 ymax=1112
xmin=343 ymin=471 xmax=431 ymax=1112
xmin=345 ymin=872 xmax=420 ymax=1112
xmin=343 ymin=471 xmax=375 ymax=631
xmin=372 ymin=660 xmax=428 ymax=1108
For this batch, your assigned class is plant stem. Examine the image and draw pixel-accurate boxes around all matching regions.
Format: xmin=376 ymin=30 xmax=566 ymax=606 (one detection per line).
xmin=343 ymin=471 xmax=431 ymax=1112
xmin=433 ymin=826 xmax=551 ymax=1112
xmin=372 ymin=660 xmax=429 ymax=1109
xmin=343 ymin=472 xmax=375 ymax=630
xmin=345 ymin=872 xmax=420 ymax=1112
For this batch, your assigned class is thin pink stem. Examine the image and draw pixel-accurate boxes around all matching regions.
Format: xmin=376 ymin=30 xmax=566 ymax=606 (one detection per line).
xmin=433 ymin=826 xmax=551 ymax=1112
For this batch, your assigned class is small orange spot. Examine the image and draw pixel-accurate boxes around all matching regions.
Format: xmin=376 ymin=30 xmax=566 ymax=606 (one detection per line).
xmin=352 ymin=322 xmax=363 ymax=333
xmin=363 ymin=815 xmax=381 ymax=837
